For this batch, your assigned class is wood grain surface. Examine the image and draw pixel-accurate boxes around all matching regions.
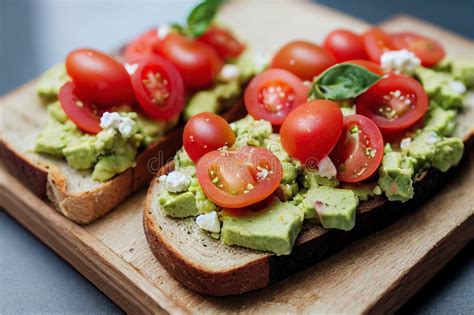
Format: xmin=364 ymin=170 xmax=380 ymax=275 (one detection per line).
xmin=1 ymin=1 xmax=473 ymax=314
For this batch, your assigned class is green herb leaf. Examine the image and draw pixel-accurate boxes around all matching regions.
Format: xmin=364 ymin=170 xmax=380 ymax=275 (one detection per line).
xmin=187 ymin=0 xmax=224 ymax=38
xmin=310 ymin=63 xmax=382 ymax=100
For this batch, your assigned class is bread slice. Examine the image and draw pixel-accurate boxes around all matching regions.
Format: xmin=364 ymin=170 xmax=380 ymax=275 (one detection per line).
xmin=143 ymin=94 xmax=474 ymax=296
xmin=0 ymin=80 xmax=247 ymax=224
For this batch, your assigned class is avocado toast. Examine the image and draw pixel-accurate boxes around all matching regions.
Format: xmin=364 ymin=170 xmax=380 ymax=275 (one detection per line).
xmin=144 ymin=26 xmax=474 ymax=295
xmin=0 ymin=1 xmax=260 ymax=224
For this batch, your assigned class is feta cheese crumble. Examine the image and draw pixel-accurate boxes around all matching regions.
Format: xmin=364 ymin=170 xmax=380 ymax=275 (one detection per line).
xmin=195 ymin=211 xmax=221 ymax=233
xmin=157 ymin=24 xmax=171 ymax=40
xmin=124 ymin=63 xmax=138 ymax=76
xmin=100 ymin=112 xmax=136 ymax=137
xmin=380 ymin=49 xmax=421 ymax=74
xmin=317 ymin=156 xmax=337 ymax=179
xmin=218 ymin=64 xmax=240 ymax=82
xmin=158 ymin=170 xmax=191 ymax=193
xmin=426 ymin=131 xmax=439 ymax=144
xmin=448 ymin=80 xmax=467 ymax=94
xmin=400 ymin=137 xmax=412 ymax=150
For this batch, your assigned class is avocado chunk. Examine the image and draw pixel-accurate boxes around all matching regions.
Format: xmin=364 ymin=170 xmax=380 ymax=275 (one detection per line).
xmin=300 ymin=167 xmax=339 ymax=189
xmin=415 ymin=67 xmax=465 ymax=109
xmin=159 ymin=191 xmax=199 ymax=218
xmin=221 ymin=199 xmax=304 ymax=255
xmin=231 ymin=115 xmax=273 ymax=147
xmin=35 ymin=120 xmax=79 ymax=157
xmin=302 ymin=186 xmax=358 ymax=231
xmin=36 ymin=63 xmax=69 ymax=101
xmin=451 ymin=60 xmax=474 ymax=87
xmin=431 ymin=138 xmax=464 ymax=172
xmin=424 ymin=105 xmax=456 ymax=137
xmin=188 ymin=178 xmax=218 ymax=213
xmin=46 ymin=101 xmax=68 ymax=123
xmin=378 ymin=151 xmax=415 ymax=202
xmin=63 ymin=137 xmax=98 ymax=170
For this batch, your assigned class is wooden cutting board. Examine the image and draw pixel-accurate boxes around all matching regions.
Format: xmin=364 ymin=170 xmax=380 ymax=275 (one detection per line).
xmin=1 ymin=1 xmax=473 ymax=314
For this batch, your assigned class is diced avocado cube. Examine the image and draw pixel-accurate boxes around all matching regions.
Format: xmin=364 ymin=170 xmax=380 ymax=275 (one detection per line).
xmin=451 ymin=60 xmax=474 ymax=87
xmin=63 ymin=141 xmax=98 ymax=170
xmin=303 ymin=186 xmax=358 ymax=231
xmin=36 ymin=64 xmax=69 ymax=101
xmin=432 ymin=138 xmax=464 ymax=172
xmin=415 ymin=67 xmax=464 ymax=109
xmin=281 ymin=162 xmax=298 ymax=184
xmin=188 ymin=178 xmax=218 ymax=213
xmin=92 ymin=154 xmax=134 ymax=182
xmin=158 ymin=191 xmax=199 ymax=218
xmin=424 ymin=106 xmax=456 ymax=137
xmin=221 ymin=199 xmax=304 ymax=256
xmin=184 ymin=91 xmax=219 ymax=120
xmin=34 ymin=120 xmax=75 ymax=156
xmin=378 ymin=151 xmax=414 ymax=202
xmin=300 ymin=167 xmax=339 ymax=189
xmin=46 ymin=101 xmax=68 ymax=123
xmin=407 ymin=131 xmax=438 ymax=169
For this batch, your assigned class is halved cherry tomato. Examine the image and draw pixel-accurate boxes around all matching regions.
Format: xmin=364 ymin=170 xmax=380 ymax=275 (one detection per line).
xmin=330 ymin=114 xmax=384 ymax=183
xmin=280 ymin=100 xmax=343 ymax=165
xmin=124 ymin=29 xmax=161 ymax=63
xmin=58 ymin=82 xmax=101 ymax=134
xmin=270 ymin=40 xmax=337 ymax=81
xmin=390 ymin=32 xmax=445 ymax=67
xmin=323 ymin=29 xmax=368 ymax=62
xmin=159 ymin=33 xmax=223 ymax=89
xmin=345 ymin=59 xmax=384 ymax=75
xmin=356 ymin=73 xmax=428 ymax=134
xmin=244 ymin=69 xmax=308 ymax=126
xmin=362 ymin=28 xmax=393 ymax=64
xmin=66 ymin=48 xmax=136 ymax=107
xmin=183 ymin=112 xmax=236 ymax=162
xmin=130 ymin=55 xmax=185 ymax=120
xmin=196 ymin=146 xmax=283 ymax=208
xmin=198 ymin=25 xmax=245 ymax=60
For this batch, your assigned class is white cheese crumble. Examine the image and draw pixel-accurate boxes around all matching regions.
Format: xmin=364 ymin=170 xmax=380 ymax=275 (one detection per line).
xmin=158 ymin=170 xmax=191 ymax=193
xmin=124 ymin=62 xmax=138 ymax=76
xmin=218 ymin=64 xmax=240 ymax=82
xmin=195 ymin=211 xmax=221 ymax=233
xmin=157 ymin=24 xmax=171 ymax=40
xmin=100 ymin=112 xmax=136 ymax=137
xmin=317 ymin=156 xmax=337 ymax=179
xmin=400 ymin=137 xmax=412 ymax=150
xmin=449 ymin=80 xmax=466 ymax=94
xmin=426 ymin=131 xmax=439 ymax=144
xmin=380 ymin=49 xmax=421 ymax=74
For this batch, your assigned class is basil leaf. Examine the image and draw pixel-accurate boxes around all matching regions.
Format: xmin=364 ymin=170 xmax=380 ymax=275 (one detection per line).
xmin=310 ymin=63 xmax=382 ymax=100
xmin=187 ymin=0 xmax=224 ymax=38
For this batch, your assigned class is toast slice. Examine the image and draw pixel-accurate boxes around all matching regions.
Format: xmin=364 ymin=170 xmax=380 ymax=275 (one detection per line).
xmin=143 ymin=94 xmax=474 ymax=296
xmin=0 ymin=80 xmax=246 ymax=224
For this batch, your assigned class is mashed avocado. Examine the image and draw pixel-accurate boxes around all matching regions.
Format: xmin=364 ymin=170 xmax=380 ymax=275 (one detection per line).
xmin=34 ymin=66 xmax=174 ymax=182
xmin=436 ymin=59 xmax=474 ymax=88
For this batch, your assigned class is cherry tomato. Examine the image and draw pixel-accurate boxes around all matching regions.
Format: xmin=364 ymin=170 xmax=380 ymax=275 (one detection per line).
xmin=323 ymin=29 xmax=368 ymax=62
xmin=330 ymin=114 xmax=384 ymax=183
xmin=390 ymin=32 xmax=445 ymax=67
xmin=356 ymin=73 xmax=428 ymax=134
xmin=159 ymin=33 xmax=223 ymax=89
xmin=198 ymin=26 xmax=245 ymax=60
xmin=280 ymin=100 xmax=343 ymax=165
xmin=66 ymin=48 xmax=135 ymax=107
xmin=196 ymin=146 xmax=283 ymax=208
xmin=58 ymin=82 xmax=101 ymax=134
xmin=183 ymin=112 xmax=236 ymax=162
xmin=130 ymin=55 xmax=185 ymax=120
xmin=244 ymin=69 xmax=308 ymax=126
xmin=123 ymin=29 xmax=161 ymax=63
xmin=362 ymin=28 xmax=393 ymax=64
xmin=345 ymin=59 xmax=384 ymax=75
xmin=270 ymin=40 xmax=337 ymax=81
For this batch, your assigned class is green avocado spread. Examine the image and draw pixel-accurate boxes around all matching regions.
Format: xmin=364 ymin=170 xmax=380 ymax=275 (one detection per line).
xmin=157 ymin=58 xmax=471 ymax=256
xmin=34 ymin=52 xmax=260 ymax=182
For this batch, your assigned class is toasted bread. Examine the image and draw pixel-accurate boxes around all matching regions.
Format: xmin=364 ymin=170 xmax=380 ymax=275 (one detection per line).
xmin=0 ymin=80 xmax=247 ymax=224
xmin=143 ymin=94 xmax=474 ymax=296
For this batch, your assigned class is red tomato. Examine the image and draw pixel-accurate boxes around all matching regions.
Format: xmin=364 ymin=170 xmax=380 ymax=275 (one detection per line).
xmin=196 ymin=146 xmax=283 ymax=208
xmin=183 ymin=112 xmax=236 ymax=162
xmin=198 ymin=26 xmax=245 ymax=60
xmin=323 ymin=29 xmax=368 ymax=62
xmin=356 ymin=73 xmax=428 ymax=134
xmin=58 ymin=82 xmax=101 ymax=134
xmin=390 ymin=32 xmax=445 ymax=67
xmin=270 ymin=40 xmax=337 ymax=81
xmin=280 ymin=100 xmax=343 ymax=165
xmin=66 ymin=48 xmax=136 ymax=107
xmin=345 ymin=59 xmax=384 ymax=75
xmin=159 ymin=33 xmax=223 ymax=89
xmin=130 ymin=55 xmax=185 ymax=120
xmin=362 ymin=28 xmax=393 ymax=64
xmin=123 ymin=29 xmax=161 ymax=63
xmin=330 ymin=114 xmax=384 ymax=183
xmin=244 ymin=69 xmax=308 ymax=126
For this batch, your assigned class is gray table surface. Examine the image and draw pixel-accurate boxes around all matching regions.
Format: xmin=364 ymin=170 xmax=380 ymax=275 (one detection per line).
xmin=1 ymin=0 xmax=473 ymax=313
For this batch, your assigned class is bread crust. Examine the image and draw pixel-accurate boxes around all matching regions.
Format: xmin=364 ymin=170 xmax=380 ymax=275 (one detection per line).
xmin=1 ymin=79 xmax=246 ymax=223
xmin=143 ymin=136 xmax=473 ymax=296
